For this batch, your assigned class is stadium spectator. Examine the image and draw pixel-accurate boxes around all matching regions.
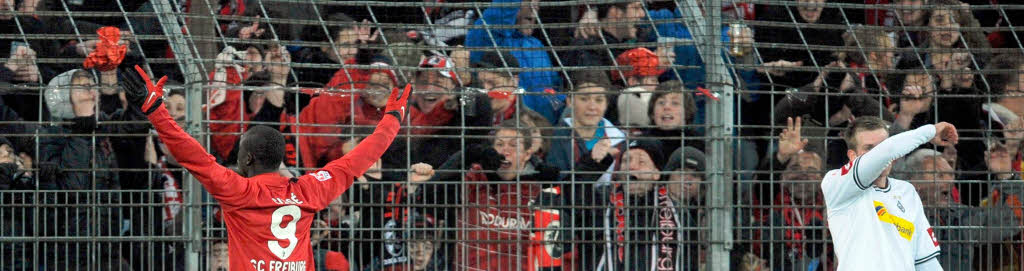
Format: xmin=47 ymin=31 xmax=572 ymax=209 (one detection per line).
xmin=638 ymin=80 xmax=703 ymax=153
xmin=662 ymin=146 xmax=707 ymax=270
xmin=40 ymin=68 xmax=147 ymax=267
xmin=644 ymin=1 xmax=761 ymax=128
xmin=982 ymin=53 xmax=1024 ymax=130
xmin=297 ymin=61 xmax=396 ymax=169
xmin=614 ymin=47 xmax=664 ymax=129
xmin=1 ymin=5 xmax=56 ymax=121
xmin=565 ymin=1 xmax=647 ymax=71
xmin=465 ymin=0 xmax=565 ymax=123
xmin=976 ymin=143 xmax=1024 ymax=270
xmin=924 ymin=0 xmax=991 ymax=61
xmin=547 ymin=70 xmax=625 ymax=181
xmin=980 ymin=56 xmax=1024 ymax=190
xmin=295 ymin=12 xmax=379 ymax=87
xmin=892 ymin=0 xmax=930 ymax=48
xmin=887 ymin=57 xmax=987 ymax=176
xmin=545 ymin=70 xmax=625 ymax=267
xmin=835 ymin=28 xmax=896 ymax=94
xmin=394 ymin=54 xmax=493 ymax=168
xmin=754 ymin=0 xmax=845 ymax=90
xmin=0 ymin=136 xmax=34 ymax=269
xmin=208 ymin=240 xmax=229 ymax=271
xmin=363 ymin=211 xmax=447 ymax=271
xmin=203 ymin=40 xmax=264 ymax=160
xmin=471 ymin=50 xmax=540 ymax=125
xmin=413 ymin=120 xmax=563 ymax=270
xmin=762 ymin=151 xmax=832 ymax=271
xmin=894 ymin=149 xmax=974 ymax=270
xmin=595 ymin=139 xmax=691 ymax=271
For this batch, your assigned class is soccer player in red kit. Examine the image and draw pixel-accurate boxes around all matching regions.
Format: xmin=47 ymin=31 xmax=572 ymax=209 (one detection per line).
xmin=120 ymin=65 xmax=410 ymax=271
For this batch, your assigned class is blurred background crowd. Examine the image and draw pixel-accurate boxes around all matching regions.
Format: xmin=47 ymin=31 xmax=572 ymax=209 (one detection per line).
xmin=0 ymin=0 xmax=1023 ymax=270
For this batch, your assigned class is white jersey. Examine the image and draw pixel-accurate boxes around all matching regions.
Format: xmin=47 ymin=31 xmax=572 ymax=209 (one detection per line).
xmin=821 ymin=125 xmax=943 ymax=271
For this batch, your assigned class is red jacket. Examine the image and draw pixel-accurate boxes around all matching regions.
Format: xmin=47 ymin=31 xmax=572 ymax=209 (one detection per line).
xmin=296 ymin=61 xmax=380 ymax=170
xmin=297 ymin=93 xmax=385 ymax=170
xmin=147 ymin=104 xmax=400 ymax=271
xmin=454 ymin=164 xmax=543 ymax=270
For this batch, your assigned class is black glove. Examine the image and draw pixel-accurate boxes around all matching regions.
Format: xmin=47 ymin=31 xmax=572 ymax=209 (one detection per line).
xmin=465 ymin=144 xmax=502 ymax=172
xmin=534 ymin=161 xmax=561 ymax=182
xmin=119 ymin=65 xmax=167 ymax=115
xmin=38 ymin=162 xmax=61 ymax=183
xmin=70 ymin=116 xmax=97 ymax=133
xmin=120 ymin=67 xmax=147 ymax=108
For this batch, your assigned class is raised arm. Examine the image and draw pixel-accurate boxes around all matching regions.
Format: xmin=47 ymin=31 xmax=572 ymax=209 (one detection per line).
xmin=121 ymin=65 xmax=250 ymax=205
xmin=822 ymin=124 xmax=951 ymax=210
xmin=302 ymin=84 xmax=410 ymax=209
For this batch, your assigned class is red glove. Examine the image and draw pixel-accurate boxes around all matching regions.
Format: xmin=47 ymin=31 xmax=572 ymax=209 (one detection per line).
xmin=384 ymin=84 xmax=412 ymax=121
xmin=121 ymin=65 xmax=169 ymax=115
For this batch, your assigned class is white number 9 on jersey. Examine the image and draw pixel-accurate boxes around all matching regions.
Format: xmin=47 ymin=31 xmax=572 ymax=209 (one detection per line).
xmin=269 ymin=205 xmax=301 ymax=259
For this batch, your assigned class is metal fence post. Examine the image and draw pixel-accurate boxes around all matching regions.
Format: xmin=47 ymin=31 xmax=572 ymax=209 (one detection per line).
xmin=701 ymin=0 xmax=735 ymax=270
xmin=151 ymin=0 xmax=208 ymax=269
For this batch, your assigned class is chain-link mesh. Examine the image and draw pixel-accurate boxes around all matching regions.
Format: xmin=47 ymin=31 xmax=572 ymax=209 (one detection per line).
xmin=0 ymin=0 xmax=1023 ymax=270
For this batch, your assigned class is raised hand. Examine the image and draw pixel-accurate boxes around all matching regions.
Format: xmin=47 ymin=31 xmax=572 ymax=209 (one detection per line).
xmin=384 ymin=84 xmax=412 ymax=121
xmin=574 ymin=9 xmax=599 ymax=39
xmin=777 ymin=117 xmax=809 ymax=163
xmin=120 ymin=65 xmax=168 ymax=115
xmin=409 ymin=162 xmax=435 ymax=183
xmin=591 ymin=138 xmax=621 ymax=162
xmin=931 ymin=122 xmax=959 ymax=147
xmin=898 ymin=85 xmax=931 ymax=117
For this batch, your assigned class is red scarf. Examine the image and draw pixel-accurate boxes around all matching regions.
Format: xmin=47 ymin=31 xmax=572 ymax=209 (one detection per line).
xmin=774 ymin=190 xmax=825 ymax=260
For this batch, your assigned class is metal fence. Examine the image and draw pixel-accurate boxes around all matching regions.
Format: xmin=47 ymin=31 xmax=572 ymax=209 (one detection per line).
xmin=1 ymin=0 xmax=1023 ymax=270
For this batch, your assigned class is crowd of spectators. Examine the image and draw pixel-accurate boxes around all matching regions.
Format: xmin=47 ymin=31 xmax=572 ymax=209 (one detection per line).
xmin=1 ymin=0 xmax=1024 ymax=270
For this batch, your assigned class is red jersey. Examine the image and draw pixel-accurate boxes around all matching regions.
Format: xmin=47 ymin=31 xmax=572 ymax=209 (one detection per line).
xmin=455 ymin=165 xmax=543 ymax=271
xmin=147 ymin=106 xmax=400 ymax=271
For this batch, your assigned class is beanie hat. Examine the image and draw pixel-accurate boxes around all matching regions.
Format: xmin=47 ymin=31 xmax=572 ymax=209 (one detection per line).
xmin=627 ymin=139 xmax=666 ymax=171
xmin=664 ymin=146 xmax=706 ymax=173
xmin=613 ymin=47 xmax=665 ymax=82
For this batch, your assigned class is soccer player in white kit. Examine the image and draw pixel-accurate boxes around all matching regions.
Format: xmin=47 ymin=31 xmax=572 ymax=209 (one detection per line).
xmin=821 ymin=116 xmax=958 ymax=270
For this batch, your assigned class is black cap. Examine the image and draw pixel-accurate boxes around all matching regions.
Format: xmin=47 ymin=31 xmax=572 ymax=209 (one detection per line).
xmin=472 ymin=51 xmax=520 ymax=73
xmin=626 ymin=139 xmax=665 ymax=171
xmin=664 ymin=146 xmax=706 ymax=173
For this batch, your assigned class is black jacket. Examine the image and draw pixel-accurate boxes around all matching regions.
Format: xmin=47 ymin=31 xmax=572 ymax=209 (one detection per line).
xmin=754 ymin=5 xmax=845 ymax=90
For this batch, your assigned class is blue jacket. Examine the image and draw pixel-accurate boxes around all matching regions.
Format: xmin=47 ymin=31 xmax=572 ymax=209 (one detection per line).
xmin=465 ymin=0 xmax=564 ymax=124
xmin=646 ymin=9 xmax=760 ymax=128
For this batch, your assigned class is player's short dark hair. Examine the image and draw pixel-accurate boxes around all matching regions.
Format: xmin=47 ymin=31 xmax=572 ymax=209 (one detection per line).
xmin=242 ymin=125 xmax=286 ymax=169
xmin=844 ymin=116 xmax=890 ymax=150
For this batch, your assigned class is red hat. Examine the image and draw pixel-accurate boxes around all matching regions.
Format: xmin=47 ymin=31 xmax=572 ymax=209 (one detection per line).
xmin=418 ymin=54 xmax=459 ymax=81
xmin=368 ymin=62 xmax=398 ymax=86
xmin=613 ymin=47 xmax=664 ymax=81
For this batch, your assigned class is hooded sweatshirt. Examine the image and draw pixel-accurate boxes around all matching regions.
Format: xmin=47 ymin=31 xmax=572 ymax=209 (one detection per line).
xmin=465 ymin=0 xmax=565 ymax=123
